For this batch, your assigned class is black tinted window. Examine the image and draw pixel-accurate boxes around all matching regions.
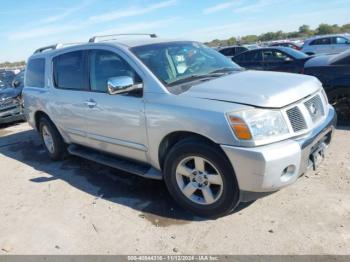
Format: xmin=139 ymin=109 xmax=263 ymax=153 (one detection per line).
xmin=262 ymin=50 xmax=291 ymax=61
xmin=237 ymin=50 xmax=261 ymax=62
xmin=310 ymin=38 xmax=331 ymax=45
xmin=89 ymin=50 xmax=140 ymax=92
xmin=219 ymin=48 xmax=234 ymax=56
xmin=26 ymin=59 xmax=45 ymax=87
xmin=53 ymin=51 xmax=85 ymax=90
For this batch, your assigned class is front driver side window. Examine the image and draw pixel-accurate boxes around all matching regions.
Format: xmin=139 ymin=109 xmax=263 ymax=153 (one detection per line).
xmin=89 ymin=50 xmax=141 ymax=93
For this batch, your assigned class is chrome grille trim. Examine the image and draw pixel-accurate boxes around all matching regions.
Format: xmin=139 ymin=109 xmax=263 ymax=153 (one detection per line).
xmin=304 ymin=94 xmax=324 ymax=123
xmin=286 ymin=106 xmax=307 ymax=132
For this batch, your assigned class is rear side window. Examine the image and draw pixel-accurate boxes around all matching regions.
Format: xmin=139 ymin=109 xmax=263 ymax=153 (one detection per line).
xmin=219 ymin=48 xmax=234 ymax=56
xmin=53 ymin=51 xmax=86 ymax=90
xmin=25 ymin=58 xmax=45 ymax=88
xmin=310 ymin=38 xmax=331 ymax=45
xmin=237 ymin=50 xmax=261 ymax=62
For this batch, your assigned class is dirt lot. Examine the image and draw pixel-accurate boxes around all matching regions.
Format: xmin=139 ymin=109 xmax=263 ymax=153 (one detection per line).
xmin=0 ymin=122 xmax=349 ymax=255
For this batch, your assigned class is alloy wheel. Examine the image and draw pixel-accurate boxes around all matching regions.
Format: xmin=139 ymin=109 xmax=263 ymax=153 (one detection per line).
xmin=175 ymin=156 xmax=224 ymax=205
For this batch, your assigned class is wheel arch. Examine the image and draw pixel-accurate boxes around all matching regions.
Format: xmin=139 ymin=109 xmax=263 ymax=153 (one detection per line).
xmin=34 ymin=111 xmax=62 ymax=136
xmin=158 ymin=131 xmax=229 ymax=171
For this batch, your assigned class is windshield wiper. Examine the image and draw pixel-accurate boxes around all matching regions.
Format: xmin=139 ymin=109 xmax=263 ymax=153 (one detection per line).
xmin=168 ymin=74 xmax=215 ymax=86
xmin=209 ymin=67 xmax=243 ymax=74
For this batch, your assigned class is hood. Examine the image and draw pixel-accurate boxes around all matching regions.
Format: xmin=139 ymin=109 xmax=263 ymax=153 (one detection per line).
xmin=181 ymin=70 xmax=321 ymax=108
xmin=0 ymin=86 xmax=21 ymax=100
xmin=304 ymin=54 xmax=334 ymax=68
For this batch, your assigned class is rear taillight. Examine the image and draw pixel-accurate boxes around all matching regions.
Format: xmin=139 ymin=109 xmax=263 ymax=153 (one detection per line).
xmin=300 ymin=68 xmax=305 ymax=74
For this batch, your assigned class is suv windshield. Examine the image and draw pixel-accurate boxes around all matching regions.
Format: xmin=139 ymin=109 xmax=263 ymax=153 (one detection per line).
xmin=131 ymin=41 xmax=241 ymax=88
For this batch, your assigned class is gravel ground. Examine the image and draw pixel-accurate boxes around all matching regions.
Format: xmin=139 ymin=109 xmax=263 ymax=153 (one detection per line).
xmin=0 ymin=122 xmax=349 ymax=255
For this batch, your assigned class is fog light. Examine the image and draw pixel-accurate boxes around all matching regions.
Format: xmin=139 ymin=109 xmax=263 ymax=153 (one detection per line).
xmin=281 ymin=165 xmax=296 ymax=181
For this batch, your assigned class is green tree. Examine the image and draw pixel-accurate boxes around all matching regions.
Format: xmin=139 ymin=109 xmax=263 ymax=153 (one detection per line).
xmin=316 ymin=23 xmax=336 ymax=35
xmin=227 ymin=37 xmax=237 ymax=45
xmin=298 ymin=25 xmax=313 ymax=36
xmin=240 ymin=35 xmax=258 ymax=44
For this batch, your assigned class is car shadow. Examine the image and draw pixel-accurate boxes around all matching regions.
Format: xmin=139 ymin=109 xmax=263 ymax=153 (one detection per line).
xmin=0 ymin=129 xmax=254 ymax=225
xmin=336 ymin=125 xmax=350 ymax=131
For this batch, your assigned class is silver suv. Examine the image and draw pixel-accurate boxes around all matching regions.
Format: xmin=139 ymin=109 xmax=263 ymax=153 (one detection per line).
xmin=301 ymin=34 xmax=350 ymax=55
xmin=23 ymin=34 xmax=336 ymax=217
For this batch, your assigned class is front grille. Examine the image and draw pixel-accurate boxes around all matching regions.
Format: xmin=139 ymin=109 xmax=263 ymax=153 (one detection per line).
xmin=0 ymin=98 xmax=18 ymax=108
xmin=287 ymin=106 xmax=307 ymax=132
xmin=304 ymin=95 xmax=324 ymax=123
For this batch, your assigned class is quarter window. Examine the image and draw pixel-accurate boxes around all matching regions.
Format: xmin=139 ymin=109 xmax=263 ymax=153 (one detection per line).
xmin=25 ymin=58 xmax=45 ymax=88
xmin=89 ymin=50 xmax=141 ymax=93
xmin=53 ymin=51 xmax=86 ymax=90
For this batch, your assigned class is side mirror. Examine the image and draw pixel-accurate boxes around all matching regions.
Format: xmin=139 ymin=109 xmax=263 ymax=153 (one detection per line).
xmin=107 ymin=76 xmax=143 ymax=95
xmin=12 ymin=80 xmax=20 ymax=88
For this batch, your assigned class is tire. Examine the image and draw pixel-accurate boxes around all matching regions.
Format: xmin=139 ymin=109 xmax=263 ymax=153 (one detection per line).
xmin=328 ymin=88 xmax=350 ymax=125
xmin=163 ymin=138 xmax=240 ymax=218
xmin=39 ymin=117 xmax=68 ymax=160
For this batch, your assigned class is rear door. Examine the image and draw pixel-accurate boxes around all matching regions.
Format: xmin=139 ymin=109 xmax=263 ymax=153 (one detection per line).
xmin=233 ymin=50 xmax=263 ymax=70
xmin=262 ymin=49 xmax=296 ymax=73
xmin=50 ymin=50 xmax=92 ymax=146
xmin=317 ymin=37 xmax=332 ymax=54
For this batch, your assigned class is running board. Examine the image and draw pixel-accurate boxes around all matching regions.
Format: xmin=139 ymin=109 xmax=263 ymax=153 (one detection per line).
xmin=67 ymin=144 xmax=162 ymax=180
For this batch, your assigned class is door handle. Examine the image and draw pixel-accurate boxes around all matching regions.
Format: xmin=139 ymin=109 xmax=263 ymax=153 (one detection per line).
xmin=84 ymin=99 xmax=97 ymax=108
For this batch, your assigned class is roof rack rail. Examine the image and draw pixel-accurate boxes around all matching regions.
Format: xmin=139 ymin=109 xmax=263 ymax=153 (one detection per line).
xmin=33 ymin=42 xmax=83 ymax=54
xmin=88 ymin=33 xmax=157 ymax=43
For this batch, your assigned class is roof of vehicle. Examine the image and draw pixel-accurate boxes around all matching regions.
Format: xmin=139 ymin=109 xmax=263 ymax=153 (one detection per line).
xmin=304 ymin=33 xmax=350 ymax=43
xmin=29 ymin=37 xmax=191 ymax=58
xmin=217 ymin=45 xmax=246 ymax=50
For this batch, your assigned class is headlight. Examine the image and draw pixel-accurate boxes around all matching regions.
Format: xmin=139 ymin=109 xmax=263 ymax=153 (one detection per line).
xmin=321 ymin=88 xmax=328 ymax=104
xmin=227 ymin=109 xmax=289 ymax=142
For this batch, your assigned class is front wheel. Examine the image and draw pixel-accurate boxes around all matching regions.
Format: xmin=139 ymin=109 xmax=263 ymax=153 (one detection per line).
xmin=164 ymin=138 xmax=240 ymax=218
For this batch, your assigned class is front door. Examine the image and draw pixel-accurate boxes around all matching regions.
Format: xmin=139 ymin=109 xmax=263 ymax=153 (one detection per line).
xmin=82 ymin=49 xmax=148 ymax=163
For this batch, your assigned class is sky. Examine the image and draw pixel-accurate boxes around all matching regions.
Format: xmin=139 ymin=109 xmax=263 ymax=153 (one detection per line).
xmin=0 ymin=0 xmax=349 ymax=62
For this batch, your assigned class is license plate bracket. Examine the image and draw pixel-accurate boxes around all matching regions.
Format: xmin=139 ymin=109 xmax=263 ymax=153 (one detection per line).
xmin=310 ymin=142 xmax=327 ymax=170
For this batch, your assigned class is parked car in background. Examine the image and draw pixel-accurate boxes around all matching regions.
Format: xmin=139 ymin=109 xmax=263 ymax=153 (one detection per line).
xmin=304 ymin=49 xmax=350 ymax=124
xmin=23 ymin=35 xmax=336 ymax=217
xmin=0 ymin=79 xmax=25 ymax=125
xmin=217 ymin=45 xmax=248 ymax=59
xmin=232 ymin=47 xmax=312 ymax=73
xmin=0 ymin=70 xmax=15 ymax=87
xmin=12 ymin=70 xmax=25 ymax=88
xmin=269 ymin=41 xmax=302 ymax=50
xmin=301 ymin=34 xmax=350 ymax=55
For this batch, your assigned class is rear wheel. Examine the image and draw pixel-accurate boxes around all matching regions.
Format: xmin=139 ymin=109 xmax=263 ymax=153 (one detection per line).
xmin=164 ymin=138 xmax=240 ymax=218
xmin=328 ymin=88 xmax=350 ymax=125
xmin=39 ymin=117 xmax=68 ymax=160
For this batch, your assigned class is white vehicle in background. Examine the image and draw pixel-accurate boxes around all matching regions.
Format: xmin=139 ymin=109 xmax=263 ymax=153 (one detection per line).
xmin=301 ymin=34 xmax=350 ymax=55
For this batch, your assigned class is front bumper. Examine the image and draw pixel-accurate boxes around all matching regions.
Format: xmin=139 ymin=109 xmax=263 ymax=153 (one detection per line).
xmin=0 ymin=104 xmax=25 ymax=124
xmin=221 ymin=106 xmax=336 ymax=201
